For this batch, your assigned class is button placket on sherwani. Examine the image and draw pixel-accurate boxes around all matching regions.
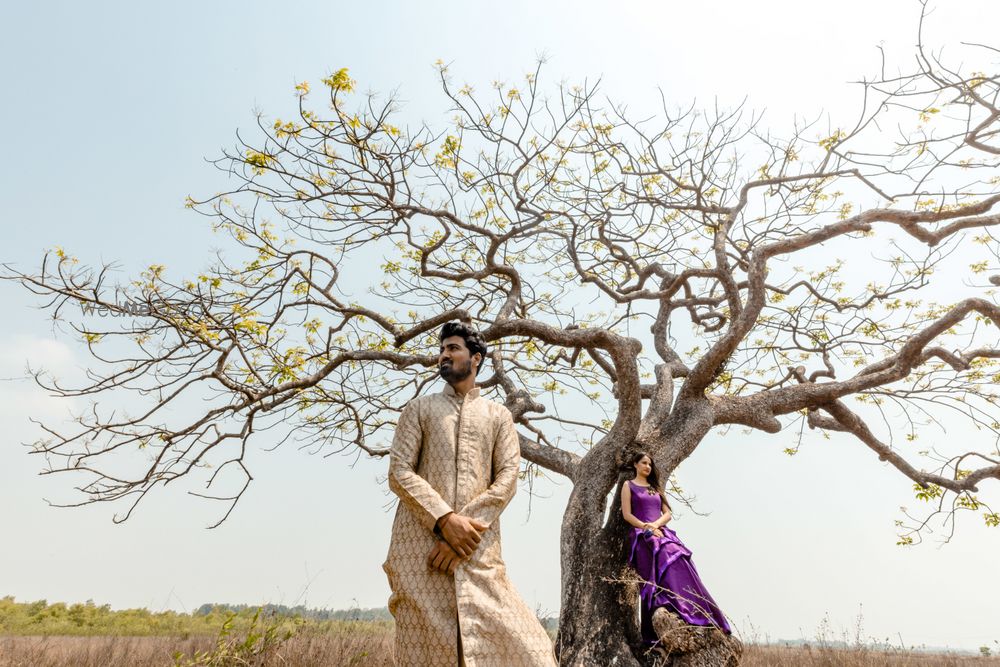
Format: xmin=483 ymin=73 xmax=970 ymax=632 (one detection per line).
xmin=454 ymin=391 xmax=471 ymax=655
xmin=453 ymin=392 xmax=465 ymax=509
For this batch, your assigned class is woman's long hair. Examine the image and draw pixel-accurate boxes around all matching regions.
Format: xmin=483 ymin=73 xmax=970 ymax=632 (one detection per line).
xmin=624 ymin=450 xmax=671 ymax=510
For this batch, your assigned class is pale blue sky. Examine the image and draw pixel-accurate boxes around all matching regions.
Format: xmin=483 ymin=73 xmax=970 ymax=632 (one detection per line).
xmin=2 ymin=0 xmax=999 ymax=651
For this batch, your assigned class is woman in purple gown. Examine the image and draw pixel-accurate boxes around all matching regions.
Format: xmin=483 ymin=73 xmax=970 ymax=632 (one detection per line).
xmin=620 ymin=451 xmax=732 ymax=645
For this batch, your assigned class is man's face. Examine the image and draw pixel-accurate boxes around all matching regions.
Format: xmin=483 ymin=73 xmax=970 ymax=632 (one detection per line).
xmin=439 ymin=335 xmax=478 ymax=382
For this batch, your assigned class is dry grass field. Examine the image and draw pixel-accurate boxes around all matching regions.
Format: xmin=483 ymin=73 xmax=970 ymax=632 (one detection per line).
xmin=0 ymin=630 xmax=394 ymax=666
xmin=741 ymin=644 xmax=995 ymax=666
xmin=1 ymin=632 xmax=996 ymax=666
xmin=1 ymin=598 xmax=994 ymax=667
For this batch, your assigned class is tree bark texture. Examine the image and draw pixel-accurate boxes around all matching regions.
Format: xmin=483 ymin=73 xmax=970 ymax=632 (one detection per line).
xmin=555 ymin=401 xmax=728 ymax=666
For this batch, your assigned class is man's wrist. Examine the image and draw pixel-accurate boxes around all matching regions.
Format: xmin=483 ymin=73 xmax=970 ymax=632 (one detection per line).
xmin=434 ymin=512 xmax=453 ymax=536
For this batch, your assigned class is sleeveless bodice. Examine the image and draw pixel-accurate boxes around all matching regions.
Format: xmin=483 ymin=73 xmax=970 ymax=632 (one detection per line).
xmin=628 ymin=479 xmax=665 ymax=522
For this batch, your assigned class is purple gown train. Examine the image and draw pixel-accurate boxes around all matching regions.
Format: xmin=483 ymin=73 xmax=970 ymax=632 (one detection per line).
xmin=625 ymin=479 xmax=732 ymax=644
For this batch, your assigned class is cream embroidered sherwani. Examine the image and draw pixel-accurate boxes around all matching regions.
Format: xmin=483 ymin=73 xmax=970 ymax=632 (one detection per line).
xmin=383 ymin=383 xmax=557 ymax=667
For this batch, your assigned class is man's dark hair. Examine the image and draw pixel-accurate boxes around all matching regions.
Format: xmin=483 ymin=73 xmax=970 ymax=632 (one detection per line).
xmin=439 ymin=321 xmax=488 ymax=376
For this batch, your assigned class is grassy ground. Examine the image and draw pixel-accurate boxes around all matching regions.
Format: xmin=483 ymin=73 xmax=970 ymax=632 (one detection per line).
xmin=1 ymin=598 xmax=995 ymax=665
xmin=1 ymin=633 xmax=996 ymax=666
xmin=0 ymin=632 xmax=392 ymax=667
xmin=742 ymin=644 xmax=994 ymax=666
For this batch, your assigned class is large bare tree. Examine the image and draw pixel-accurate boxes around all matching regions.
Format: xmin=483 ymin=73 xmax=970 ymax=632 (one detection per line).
xmin=8 ymin=13 xmax=1000 ymax=665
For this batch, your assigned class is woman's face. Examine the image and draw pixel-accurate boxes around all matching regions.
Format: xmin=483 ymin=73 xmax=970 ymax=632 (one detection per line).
xmin=634 ymin=455 xmax=652 ymax=478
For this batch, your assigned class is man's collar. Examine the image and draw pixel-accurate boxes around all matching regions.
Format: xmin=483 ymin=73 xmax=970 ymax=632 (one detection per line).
xmin=443 ymin=383 xmax=481 ymax=400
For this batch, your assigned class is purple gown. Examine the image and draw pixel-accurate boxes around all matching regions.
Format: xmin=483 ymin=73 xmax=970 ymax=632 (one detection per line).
xmin=625 ymin=479 xmax=732 ymax=644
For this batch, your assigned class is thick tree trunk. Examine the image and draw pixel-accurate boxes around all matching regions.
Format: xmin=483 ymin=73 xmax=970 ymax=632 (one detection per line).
xmin=555 ymin=485 xmax=646 ymax=666
xmin=555 ymin=399 xmax=719 ymax=666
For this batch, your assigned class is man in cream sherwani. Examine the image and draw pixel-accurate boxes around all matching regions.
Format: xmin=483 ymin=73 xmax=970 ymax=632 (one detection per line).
xmin=383 ymin=321 xmax=557 ymax=667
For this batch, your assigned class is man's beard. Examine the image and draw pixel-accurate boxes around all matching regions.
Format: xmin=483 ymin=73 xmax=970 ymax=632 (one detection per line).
xmin=439 ymin=359 xmax=473 ymax=382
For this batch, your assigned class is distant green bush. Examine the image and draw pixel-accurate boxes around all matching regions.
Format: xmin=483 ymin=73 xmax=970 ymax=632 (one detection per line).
xmin=0 ymin=596 xmax=393 ymax=637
